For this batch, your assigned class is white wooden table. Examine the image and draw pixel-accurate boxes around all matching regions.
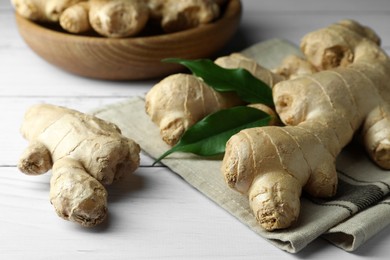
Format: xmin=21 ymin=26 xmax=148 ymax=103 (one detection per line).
xmin=1 ymin=0 xmax=390 ymax=259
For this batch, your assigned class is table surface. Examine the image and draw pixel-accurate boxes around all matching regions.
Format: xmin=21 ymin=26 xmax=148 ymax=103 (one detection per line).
xmin=1 ymin=0 xmax=390 ymax=259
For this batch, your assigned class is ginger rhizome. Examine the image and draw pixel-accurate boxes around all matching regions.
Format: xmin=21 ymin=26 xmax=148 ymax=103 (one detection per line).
xmin=88 ymin=0 xmax=149 ymax=38
xmin=12 ymin=0 xmax=224 ymax=37
xmin=222 ymin=19 xmax=390 ymax=230
xmin=11 ymin=0 xmax=87 ymax=22
xmin=18 ymin=104 xmax=140 ymax=227
xmin=147 ymin=0 xmax=220 ymax=33
xmin=59 ymin=0 xmax=150 ymax=37
xmin=59 ymin=1 xmax=91 ymax=33
xmin=145 ymin=53 xmax=283 ymax=146
xmin=146 ymin=20 xmax=390 ymax=231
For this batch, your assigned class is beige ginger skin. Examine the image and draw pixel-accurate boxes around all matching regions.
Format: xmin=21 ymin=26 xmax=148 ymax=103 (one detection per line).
xmin=11 ymin=0 xmax=87 ymax=22
xmin=145 ymin=19 xmax=390 ymax=231
xmin=12 ymin=0 xmax=150 ymax=37
xmin=145 ymin=53 xmax=283 ymax=146
xmin=18 ymin=104 xmax=140 ymax=227
xmin=13 ymin=0 xmax=222 ymax=37
xmin=147 ymin=0 xmax=220 ymax=33
xmin=62 ymin=0 xmax=219 ymax=35
xmin=222 ymin=20 xmax=390 ymax=230
xmin=88 ymin=0 xmax=149 ymax=38
xmin=61 ymin=0 xmax=150 ymax=37
xmin=59 ymin=1 xmax=91 ymax=33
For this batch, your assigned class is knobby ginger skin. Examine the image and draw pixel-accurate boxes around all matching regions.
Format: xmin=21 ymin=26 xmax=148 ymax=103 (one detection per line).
xmin=61 ymin=0 xmax=220 ymax=36
xmin=214 ymin=53 xmax=284 ymax=87
xmin=222 ymin=20 xmax=390 ymax=230
xmin=145 ymin=73 xmax=243 ymax=146
xmin=13 ymin=0 xmax=150 ymax=37
xmin=146 ymin=0 xmax=220 ymax=33
xmin=145 ymin=53 xmax=284 ymax=146
xmin=11 ymin=0 xmax=87 ymax=22
xmin=88 ymin=0 xmax=149 ymax=38
xmin=14 ymin=0 xmax=223 ymax=37
xmin=161 ymin=0 xmax=220 ymax=33
xmin=18 ymin=104 xmax=140 ymax=227
xmin=60 ymin=1 xmax=91 ymax=33
xmin=60 ymin=0 xmax=151 ymax=37
xmin=273 ymin=55 xmax=318 ymax=79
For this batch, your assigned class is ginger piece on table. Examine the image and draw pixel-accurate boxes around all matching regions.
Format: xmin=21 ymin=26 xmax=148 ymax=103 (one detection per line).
xmin=18 ymin=104 xmax=140 ymax=227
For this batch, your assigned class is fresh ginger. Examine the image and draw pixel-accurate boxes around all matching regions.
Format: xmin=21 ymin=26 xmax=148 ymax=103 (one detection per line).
xmin=222 ymin=19 xmax=390 ymax=230
xmin=59 ymin=0 xmax=150 ymax=37
xmin=273 ymin=54 xmax=317 ymax=79
xmin=59 ymin=1 xmax=91 ymax=34
xmin=145 ymin=73 xmax=242 ymax=146
xmin=145 ymin=19 xmax=390 ymax=231
xmin=11 ymin=0 xmax=87 ymax=22
xmin=12 ymin=0 xmax=148 ymax=37
xmin=145 ymin=53 xmax=283 ymax=146
xmin=88 ymin=0 xmax=149 ymax=38
xmin=18 ymin=104 xmax=140 ymax=227
xmin=147 ymin=0 xmax=220 ymax=33
xmin=13 ymin=0 xmax=223 ymax=37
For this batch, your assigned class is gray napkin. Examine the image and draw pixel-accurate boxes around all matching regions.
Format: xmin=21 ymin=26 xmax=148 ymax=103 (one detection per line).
xmin=92 ymin=39 xmax=390 ymax=253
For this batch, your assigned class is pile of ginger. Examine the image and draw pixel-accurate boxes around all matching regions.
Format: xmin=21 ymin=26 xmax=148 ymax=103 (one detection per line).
xmin=145 ymin=19 xmax=390 ymax=231
xmin=12 ymin=0 xmax=227 ymax=37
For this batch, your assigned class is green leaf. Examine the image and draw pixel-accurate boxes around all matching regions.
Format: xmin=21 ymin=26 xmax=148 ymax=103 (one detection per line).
xmin=163 ymin=58 xmax=274 ymax=106
xmin=153 ymin=106 xmax=272 ymax=165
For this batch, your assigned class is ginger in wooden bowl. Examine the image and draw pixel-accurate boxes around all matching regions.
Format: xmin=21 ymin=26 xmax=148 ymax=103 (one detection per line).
xmin=13 ymin=0 xmax=242 ymax=80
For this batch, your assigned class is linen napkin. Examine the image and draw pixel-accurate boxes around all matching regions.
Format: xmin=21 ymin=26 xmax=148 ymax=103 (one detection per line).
xmin=92 ymin=39 xmax=390 ymax=253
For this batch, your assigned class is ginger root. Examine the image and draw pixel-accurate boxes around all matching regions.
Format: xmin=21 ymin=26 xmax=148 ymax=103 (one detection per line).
xmin=88 ymin=0 xmax=149 ymax=38
xmin=59 ymin=1 xmax=91 ymax=34
xmin=147 ymin=0 xmax=220 ymax=33
xmin=222 ymin=19 xmax=390 ymax=230
xmin=11 ymin=0 xmax=87 ymax=22
xmin=145 ymin=19 xmax=390 ymax=231
xmin=273 ymin=55 xmax=317 ymax=79
xmin=145 ymin=53 xmax=283 ymax=146
xmin=59 ymin=0 xmax=150 ymax=37
xmin=13 ymin=0 xmax=223 ymax=37
xmin=18 ymin=104 xmax=140 ymax=227
xmin=145 ymin=73 xmax=243 ymax=146
xmin=12 ymin=0 xmax=148 ymax=37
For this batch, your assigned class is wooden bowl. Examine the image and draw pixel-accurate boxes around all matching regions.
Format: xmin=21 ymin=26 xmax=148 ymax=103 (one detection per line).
xmin=14 ymin=0 xmax=241 ymax=80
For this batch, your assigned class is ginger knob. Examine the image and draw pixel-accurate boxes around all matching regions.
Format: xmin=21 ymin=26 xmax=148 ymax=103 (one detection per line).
xmin=18 ymin=104 xmax=141 ymax=227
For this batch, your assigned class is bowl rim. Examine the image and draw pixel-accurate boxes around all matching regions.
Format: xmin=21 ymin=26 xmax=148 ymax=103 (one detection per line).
xmin=15 ymin=0 xmax=242 ymax=43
